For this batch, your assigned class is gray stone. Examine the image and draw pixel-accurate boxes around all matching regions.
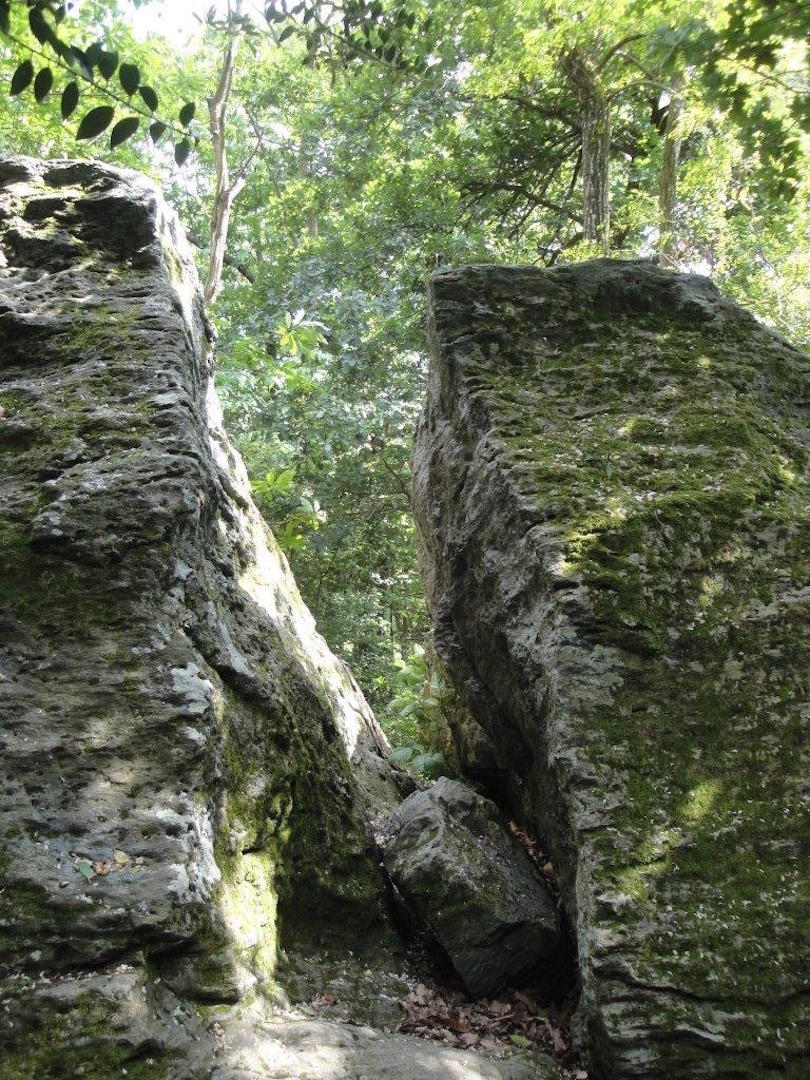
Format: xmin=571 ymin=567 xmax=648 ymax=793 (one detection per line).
xmin=383 ymin=777 xmax=561 ymax=996
xmin=0 ymin=157 xmax=416 ymax=1076
xmin=412 ymin=261 xmax=810 ymax=1078
xmin=222 ymin=1017 xmax=565 ymax=1079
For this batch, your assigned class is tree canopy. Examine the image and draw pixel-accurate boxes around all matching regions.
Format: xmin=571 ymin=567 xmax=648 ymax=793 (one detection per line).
xmin=2 ymin=0 xmax=808 ymax=761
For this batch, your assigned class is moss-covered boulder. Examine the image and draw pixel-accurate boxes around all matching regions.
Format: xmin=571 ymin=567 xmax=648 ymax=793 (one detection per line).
xmin=0 ymin=157 xmax=414 ymax=1077
xmin=383 ymin=777 xmax=562 ymax=996
xmin=412 ymin=261 xmax=810 ymax=1079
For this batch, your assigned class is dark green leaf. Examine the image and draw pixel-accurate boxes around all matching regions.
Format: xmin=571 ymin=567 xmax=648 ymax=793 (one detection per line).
xmin=34 ymin=67 xmax=53 ymax=103
xmin=85 ymin=42 xmax=103 ymax=69
xmin=76 ymin=105 xmax=115 ymax=140
xmin=55 ymin=5 xmax=66 ymax=25
xmin=119 ymin=62 xmax=140 ymax=95
xmin=61 ymin=81 xmax=79 ymax=119
xmin=97 ymin=50 xmax=119 ymax=80
xmin=139 ymin=84 xmax=158 ymax=112
xmin=70 ymin=47 xmax=93 ymax=79
xmin=53 ymin=38 xmax=72 ymax=64
xmin=110 ymin=115 xmax=140 ymax=148
xmin=28 ymin=7 xmax=50 ymax=44
xmin=279 ymin=25 xmax=295 ymax=41
xmin=174 ymin=137 xmax=192 ymax=166
xmin=0 ymin=1 xmax=10 ymax=36
xmin=10 ymin=60 xmax=34 ymax=96
xmin=179 ymin=101 xmax=195 ymax=126
xmin=149 ymin=121 xmax=168 ymax=143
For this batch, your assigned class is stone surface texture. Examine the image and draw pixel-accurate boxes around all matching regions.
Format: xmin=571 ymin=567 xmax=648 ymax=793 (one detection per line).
xmin=383 ymin=777 xmax=561 ymax=996
xmin=412 ymin=261 xmax=810 ymax=1079
xmin=0 ymin=157 xmax=430 ymax=1079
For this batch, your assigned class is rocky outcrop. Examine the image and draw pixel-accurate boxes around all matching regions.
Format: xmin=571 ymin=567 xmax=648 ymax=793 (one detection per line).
xmin=0 ymin=155 xmax=403 ymax=1074
xmin=383 ymin=778 xmax=561 ymax=996
xmin=413 ymin=261 xmax=810 ymax=1078
xmin=0 ymin=159 xmax=568 ymax=1080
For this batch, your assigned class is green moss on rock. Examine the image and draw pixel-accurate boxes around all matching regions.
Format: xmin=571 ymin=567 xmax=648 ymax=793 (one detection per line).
xmin=414 ymin=260 xmax=810 ymax=1079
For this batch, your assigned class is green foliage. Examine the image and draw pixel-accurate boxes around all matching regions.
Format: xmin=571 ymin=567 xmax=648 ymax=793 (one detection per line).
xmin=384 ymin=644 xmax=458 ymax=776
xmin=264 ymin=0 xmax=436 ymax=74
xmin=0 ymin=0 xmax=199 ymax=160
xmin=1 ymin=0 xmax=809 ymax=751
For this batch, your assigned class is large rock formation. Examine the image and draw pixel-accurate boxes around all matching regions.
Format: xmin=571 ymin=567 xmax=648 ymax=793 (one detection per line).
xmin=413 ymin=261 xmax=810 ymax=1078
xmin=0 ymin=159 xmax=561 ymax=1080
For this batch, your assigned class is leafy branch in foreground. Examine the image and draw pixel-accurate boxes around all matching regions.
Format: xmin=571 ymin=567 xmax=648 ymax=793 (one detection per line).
xmin=0 ymin=0 xmax=197 ymax=160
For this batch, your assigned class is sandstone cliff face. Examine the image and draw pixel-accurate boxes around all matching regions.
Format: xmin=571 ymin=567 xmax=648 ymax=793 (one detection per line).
xmin=0 ymin=157 xmax=413 ymax=1077
xmin=413 ymin=262 xmax=810 ymax=1078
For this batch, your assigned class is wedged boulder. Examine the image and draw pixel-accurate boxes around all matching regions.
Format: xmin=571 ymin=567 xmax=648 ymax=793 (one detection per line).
xmin=383 ymin=777 xmax=562 ymax=996
xmin=412 ymin=261 xmax=810 ymax=1078
xmin=0 ymin=157 xmax=413 ymax=1076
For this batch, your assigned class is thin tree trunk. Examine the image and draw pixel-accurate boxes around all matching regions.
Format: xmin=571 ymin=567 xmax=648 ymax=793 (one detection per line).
xmin=561 ymin=48 xmax=611 ymax=253
xmin=658 ymin=91 xmax=683 ymax=268
xmin=298 ymin=137 xmax=319 ymax=239
xmin=205 ymin=31 xmax=244 ymax=306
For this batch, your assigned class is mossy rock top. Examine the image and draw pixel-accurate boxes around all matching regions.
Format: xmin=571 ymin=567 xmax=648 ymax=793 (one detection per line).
xmin=413 ymin=260 xmax=810 ymax=1079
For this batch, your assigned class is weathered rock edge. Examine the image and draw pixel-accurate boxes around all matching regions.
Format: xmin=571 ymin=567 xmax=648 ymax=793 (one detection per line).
xmin=412 ymin=261 xmax=810 ymax=1079
xmin=0 ymin=156 xmax=420 ymax=1078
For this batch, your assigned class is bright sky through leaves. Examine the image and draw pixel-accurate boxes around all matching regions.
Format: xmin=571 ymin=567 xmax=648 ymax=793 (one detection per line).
xmin=124 ymin=0 xmax=229 ymax=46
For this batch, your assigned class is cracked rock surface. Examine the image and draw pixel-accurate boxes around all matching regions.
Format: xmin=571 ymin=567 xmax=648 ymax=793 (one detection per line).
xmin=0 ymin=157 xmax=545 ymax=1080
xmin=412 ymin=261 xmax=810 ymax=1079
